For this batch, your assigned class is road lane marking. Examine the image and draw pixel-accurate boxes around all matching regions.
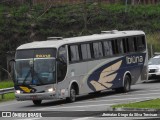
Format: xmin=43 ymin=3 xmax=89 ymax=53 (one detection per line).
xmin=34 ymin=103 xmax=113 ymax=111
xmin=15 ymin=118 xmax=41 ymax=120
xmin=1 ymin=87 xmax=160 ymax=108
xmin=33 ymin=96 xmax=158 ymax=111
xmin=75 ymin=96 xmax=159 ymax=104
xmin=76 ymin=90 xmax=160 ymax=103
xmin=73 ymin=117 xmax=94 ymax=120
xmin=0 ymin=101 xmax=27 ymax=108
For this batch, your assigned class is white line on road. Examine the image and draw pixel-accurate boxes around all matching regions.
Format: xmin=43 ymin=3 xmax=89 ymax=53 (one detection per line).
xmin=72 ymin=117 xmax=94 ymax=120
xmin=34 ymin=103 xmax=113 ymax=111
xmin=15 ymin=118 xmax=41 ymax=120
xmin=75 ymin=92 xmax=160 ymax=104
xmin=33 ymin=96 xmax=159 ymax=111
xmin=0 ymin=101 xmax=27 ymax=107
xmin=2 ymin=88 xmax=158 ymax=107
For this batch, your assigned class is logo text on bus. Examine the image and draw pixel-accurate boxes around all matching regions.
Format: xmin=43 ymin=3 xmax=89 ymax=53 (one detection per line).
xmin=126 ymin=56 xmax=143 ymax=64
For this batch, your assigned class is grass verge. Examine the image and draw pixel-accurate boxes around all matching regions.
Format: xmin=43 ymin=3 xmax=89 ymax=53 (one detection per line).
xmin=112 ymin=98 xmax=160 ymax=109
xmin=0 ymin=80 xmax=14 ymax=89
xmin=0 ymin=93 xmax=15 ymax=102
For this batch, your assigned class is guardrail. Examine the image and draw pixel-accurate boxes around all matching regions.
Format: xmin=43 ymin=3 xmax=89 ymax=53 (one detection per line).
xmin=0 ymin=87 xmax=14 ymax=99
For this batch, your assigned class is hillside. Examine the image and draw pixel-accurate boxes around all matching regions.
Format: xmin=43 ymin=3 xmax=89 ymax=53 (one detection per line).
xmin=0 ymin=3 xmax=160 ymax=79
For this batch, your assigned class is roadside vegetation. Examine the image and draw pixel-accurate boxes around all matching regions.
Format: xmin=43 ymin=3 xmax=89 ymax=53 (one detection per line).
xmin=112 ymin=98 xmax=160 ymax=109
xmin=0 ymin=80 xmax=15 ymax=102
xmin=0 ymin=80 xmax=14 ymax=89
xmin=0 ymin=3 xmax=160 ymax=49
xmin=0 ymin=93 xmax=15 ymax=102
xmin=0 ymin=3 xmax=160 ymax=79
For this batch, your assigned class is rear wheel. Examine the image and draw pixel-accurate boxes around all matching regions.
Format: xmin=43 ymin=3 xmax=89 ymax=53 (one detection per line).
xmin=115 ymin=75 xmax=131 ymax=93
xmin=32 ymin=100 xmax=42 ymax=105
xmin=66 ymin=86 xmax=76 ymax=103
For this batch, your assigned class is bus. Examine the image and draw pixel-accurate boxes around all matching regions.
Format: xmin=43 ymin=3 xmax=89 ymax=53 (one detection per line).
xmin=13 ymin=30 xmax=148 ymax=105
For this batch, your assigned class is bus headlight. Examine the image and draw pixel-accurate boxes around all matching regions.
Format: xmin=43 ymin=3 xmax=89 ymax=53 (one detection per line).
xmin=15 ymin=90 xmax=21 ymax=94
xmin=48 ymin=88 xmax=53 ymax=92
xmin=48 ymin=88 xmax=55 ymax=93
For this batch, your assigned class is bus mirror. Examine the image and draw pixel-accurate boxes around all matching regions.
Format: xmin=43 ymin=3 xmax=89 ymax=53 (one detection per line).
xmin=8 ymin=59 xmax=15 ymax=82
xmin=9 ymin=59 xmax=15 ymax=63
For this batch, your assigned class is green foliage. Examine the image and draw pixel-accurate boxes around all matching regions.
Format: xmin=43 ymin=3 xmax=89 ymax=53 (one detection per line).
xmin=1 ymin=3 xmax=160 ymax=80
xmin=112 ymin=98 xmax=160 ymax=109
xmin=0 ymin=93 xmax=15 ymax=102
xmin=0 ymin=80 xmax=14 ymax=89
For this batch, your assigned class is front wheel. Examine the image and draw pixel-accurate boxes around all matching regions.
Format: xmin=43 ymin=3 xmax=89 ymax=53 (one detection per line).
xmin=115 ymin=75 xmax=131 ymax=93
xmin=66 ymin=87 xmax=76 ymax=103
xmin=32 ymin=100 xmax=42 ymax=105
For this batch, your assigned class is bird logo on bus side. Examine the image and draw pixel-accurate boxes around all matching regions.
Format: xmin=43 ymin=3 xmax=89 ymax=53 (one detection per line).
xmin=89 ymin=60 xmax=122 ymax=91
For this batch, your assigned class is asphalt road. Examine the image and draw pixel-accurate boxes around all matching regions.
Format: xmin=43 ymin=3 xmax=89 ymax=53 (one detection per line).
xmin=1 ymin=79 xmax=160 ymax=120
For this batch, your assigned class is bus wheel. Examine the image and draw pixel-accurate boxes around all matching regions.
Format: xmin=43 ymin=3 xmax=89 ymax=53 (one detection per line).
xmin=123 ymin=75 xmax=131 ymax=92
xmin=115 ymin=75 xmax=131 ymax=93
xmin=32 ymin=100 xmax=42 ymax=105
xmin=66 ymin=86 xmax=76 ymax=103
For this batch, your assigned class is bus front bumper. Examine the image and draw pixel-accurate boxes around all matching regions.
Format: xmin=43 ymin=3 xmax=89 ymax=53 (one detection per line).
xmin=15 ymin=92 xmax=58 ymax=101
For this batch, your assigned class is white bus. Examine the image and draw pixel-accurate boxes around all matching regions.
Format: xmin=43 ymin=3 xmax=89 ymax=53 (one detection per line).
xmin=13 ymin=30 xmax=148 ymax=105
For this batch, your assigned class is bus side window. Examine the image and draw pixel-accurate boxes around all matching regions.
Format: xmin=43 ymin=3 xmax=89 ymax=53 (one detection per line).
xmin=57 ymin=45 xmax=67 ymax=82
xmin=69 ymin=45 xmax=80 ymax=62
xmin=103 ymin=40 xmax=113 ymax=56
xmin=93 ymin=42 xmax=103 ymax=58
xmin=111 ymin=40 xmax=119 ymax=55
xmin=122 ymin=38 xmax=129 ymax=53
xmin=122 ymin=38 xmax=127 ymax=53
xmin=128 ymin=37 xmax=135 ymax=52
xmin=117 ymin=39 xmax=124 ymax=54
xmin=126 ymin=38 xmax=130 ymax=53
xmin=134 ymin=37 xmax=138 ymax=51
xmin=81 ymin=44 xmax=91 ymax=60
xmin=136 ymin=36 xmax=146 ymax=51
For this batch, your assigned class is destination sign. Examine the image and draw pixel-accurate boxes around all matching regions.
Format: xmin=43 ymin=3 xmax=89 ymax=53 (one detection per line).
xmin=35 ymin=54 xmax=51 ymax=58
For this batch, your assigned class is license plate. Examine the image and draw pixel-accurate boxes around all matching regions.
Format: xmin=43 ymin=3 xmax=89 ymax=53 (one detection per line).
xmin=30 ymin=95 xmax=37 ymax=100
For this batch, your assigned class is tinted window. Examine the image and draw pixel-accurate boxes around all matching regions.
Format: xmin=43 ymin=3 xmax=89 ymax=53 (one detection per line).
xmin=103 ymin=41 xmax=113 ymax=56
xmin=123 ymin=38 xmax=129 ymax=53
xmin=69 ymin=45 xmax=80 ymax=62
xmin=137 ymin=36 xmax=146 ymax=51
xmin=111 ymin=40 xmax=119 ymax=54
xmin=57 ymin=45 xmax=67 ymax=82
xmin=117 ymin=39 xmax=124 ymax=54
xmin=128 ymin=37 xmax=135 ymax=52
xmin=93 ymin=42 xmax=103 ymax=58
xmin=58 ymin=45 xmax=67 ymax=63
xmin=81 ymin=44 xmax=91 ymax=60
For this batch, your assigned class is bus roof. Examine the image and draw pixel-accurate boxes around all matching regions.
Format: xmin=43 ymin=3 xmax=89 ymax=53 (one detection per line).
xmin=17 ymin=30 xmax=145 ymax=50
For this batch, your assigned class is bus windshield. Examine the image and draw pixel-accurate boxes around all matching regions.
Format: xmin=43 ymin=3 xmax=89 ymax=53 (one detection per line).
xmin=15 ymin=49 xmax=56 ymax=85
xmin=15 ymin=58 xmax=56 ymax=85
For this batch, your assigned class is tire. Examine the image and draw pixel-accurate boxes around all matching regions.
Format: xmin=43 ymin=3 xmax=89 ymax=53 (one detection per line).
xmin=66 ymin=86 xmax=76 ymax=103
xmin=32 ymin=100 xmax=42 ymax=105
xmin=115 ymin=75 xmax=131 ymax=93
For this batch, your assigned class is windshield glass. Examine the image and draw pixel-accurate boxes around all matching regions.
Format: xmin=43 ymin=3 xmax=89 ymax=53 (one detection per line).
xmin=15 ymin=48 xmax=56 ymax=85
xmin=148 ymin=58 xmax=160 ymax=65
xmin=15 ymin=58 xmax=56 ymax=85
xmin=15 ymin=59 xmax=33 ymax=85
xmin=34 ymin=58 xmax=55 ymax=84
